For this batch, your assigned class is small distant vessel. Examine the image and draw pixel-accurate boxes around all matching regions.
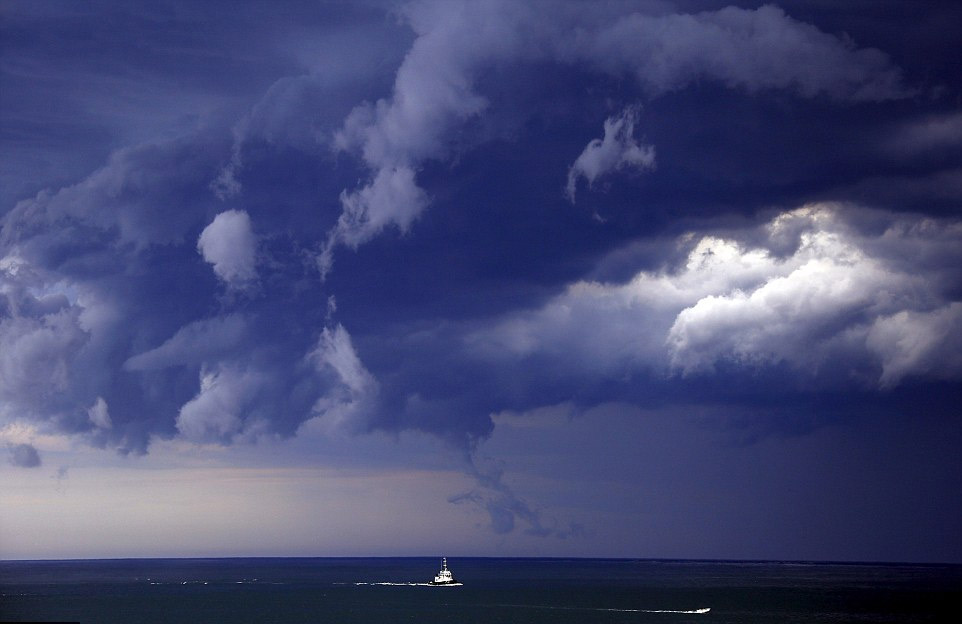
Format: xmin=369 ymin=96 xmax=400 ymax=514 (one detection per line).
xmin=428 ymin=557 xmax=461 ymax=586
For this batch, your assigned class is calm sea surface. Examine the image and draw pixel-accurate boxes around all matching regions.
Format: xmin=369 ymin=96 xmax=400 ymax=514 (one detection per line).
xmin=1 ymin=558 xmax=959 ymax=623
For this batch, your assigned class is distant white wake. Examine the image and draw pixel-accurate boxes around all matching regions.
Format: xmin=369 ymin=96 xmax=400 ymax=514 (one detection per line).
xmin=351 ymin=582 xmax=463 ymax=587
xmin=348 ymin=585 xmax=707 ymax=612
xmin=492 ymin=603 xmax=710 ymax=614
xmin=611 ymin=607 xmax=710 ymax=614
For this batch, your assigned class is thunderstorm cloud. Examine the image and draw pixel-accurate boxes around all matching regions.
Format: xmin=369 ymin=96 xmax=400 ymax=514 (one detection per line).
xmin=1 ymin=0 xmax=959 ymax=545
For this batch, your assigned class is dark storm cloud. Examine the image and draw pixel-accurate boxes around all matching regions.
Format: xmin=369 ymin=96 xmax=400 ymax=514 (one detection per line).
xmin=0 ymin=0 xmax=410 ymax=211
xmin=0 ymin=125 xmax=337 ymax=452
xmin=0 ymin=0 xmax=409 ymax=452
xmin=321 ymin=0 xmax=911 ymax=275
xmin=0 ymin=0 xmax=285 ymax=212
xmin=1 ymin=0 xmax=960 ymax=541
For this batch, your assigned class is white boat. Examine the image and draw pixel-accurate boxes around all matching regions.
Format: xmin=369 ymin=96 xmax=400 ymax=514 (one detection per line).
xmin=428 ymin=557 xmax=461 ymax=585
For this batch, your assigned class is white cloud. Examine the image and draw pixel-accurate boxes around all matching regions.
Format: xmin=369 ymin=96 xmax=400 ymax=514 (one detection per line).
xmin=197 ymin=210 xmax=258 ymax=288
xmin=87 ymin=397 xmax=112 ymax=430
xmin=566 ymin=106 xmax=655 ymax=201
xmin=0 ymin=252 xmax=132 ymax=446
xmin=666 ymin=243 xmax=904 ymax=374
xmin=323 ymin=1 xmax=908 ymax=275
xmin=305 ymin=324 xmax=379 ymax=434
xmin=319 ymin=167 xmax=428 ymax=278
xmin=866 ymin=303 xmax=962 ymax=388
xmin=0 ymin=310 xmax=88 ymax=409
xmin=176 ymin=365 xmax=265 ymax=444
xmin=323 ymin=1 xmax=525 ymax=277
xmin=0 ymin=421 xmax=73 ymax=453
xmin=471 ymin=204 xmax=962 ymax=389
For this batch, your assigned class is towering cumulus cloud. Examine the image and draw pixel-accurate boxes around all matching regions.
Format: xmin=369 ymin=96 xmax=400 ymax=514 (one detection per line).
xmin=472 ymin=205 xmax=962 ymax=390
xmin=2 ymin=0 xmax=954 ymax=544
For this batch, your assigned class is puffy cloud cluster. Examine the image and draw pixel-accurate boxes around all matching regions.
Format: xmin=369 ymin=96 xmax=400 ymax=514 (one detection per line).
xmin=0 ymin=129 xmax=355 ymax=459
xmin=5 ymin=1 xmax=957 ymax=547
xmin=0 ymin=1 xmax=936 ymax=515
xmin=0 ymin=132 xmax=235 ymax=456
xmin=176 ymin=365 xmax=267 ymax=443
xmin=197 ymin=210 xmax=258 ymax=288
xmin=322 ymin=0 xmax=525 ymax=275
xmin=472 ymin=205 xmax=962 ymax=390
xmin=324 ymin=0 xmax=908 ymax=274
xmin=0 ymin=254 xmax=93 ymax=429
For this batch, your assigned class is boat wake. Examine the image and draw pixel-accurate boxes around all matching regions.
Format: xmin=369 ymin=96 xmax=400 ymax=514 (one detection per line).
xmin=147 ymin=579 xmax=285 ymax=586
xmin=492 ymin=603 xmax=710 ymax=614
xmin=351 ymin=581 xmax=463 ymax=587
xmin=614 ymin=607 xmax=710 ymax=614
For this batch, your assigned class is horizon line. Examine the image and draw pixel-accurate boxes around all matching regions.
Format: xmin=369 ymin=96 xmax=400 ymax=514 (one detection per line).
xmin=3 ymin=555 xmax=960 ymax=566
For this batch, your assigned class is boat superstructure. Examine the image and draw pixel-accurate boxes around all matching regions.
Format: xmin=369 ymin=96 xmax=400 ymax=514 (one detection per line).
xmin=428 ymin=557 xmax=460 ymax=585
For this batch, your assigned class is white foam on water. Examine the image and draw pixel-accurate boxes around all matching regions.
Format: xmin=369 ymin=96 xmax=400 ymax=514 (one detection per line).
xmin=352 ymin=581 xmax=463 ymax=587
xmin=148 ymin=579 xmax=284 ymax=586
xmin=492 ymin=603 xmax=709 ymax=614
xmin=611 ymin=607 xmax=711 ymax=614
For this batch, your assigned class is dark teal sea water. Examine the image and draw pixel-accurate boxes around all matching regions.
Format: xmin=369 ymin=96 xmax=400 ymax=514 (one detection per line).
xmin=1 ymin=558 xmax=959 ymax=623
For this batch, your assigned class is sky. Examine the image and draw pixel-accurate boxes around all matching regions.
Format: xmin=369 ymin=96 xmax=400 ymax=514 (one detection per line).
xmin=1 ymin=0 xmax=960 ymax=563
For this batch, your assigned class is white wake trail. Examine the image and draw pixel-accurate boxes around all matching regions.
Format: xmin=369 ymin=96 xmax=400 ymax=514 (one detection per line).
xmin=610 ymin=607 xmax=711 ymax=614
xmin=351 ymin=581 xmax=462 ymax=587
xmin=492 ymin=603 xmax=710 ymax=614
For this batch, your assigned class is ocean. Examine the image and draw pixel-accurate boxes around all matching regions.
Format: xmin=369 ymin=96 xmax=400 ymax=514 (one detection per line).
xmin=1 ymin=558 xmax=959 ymax=623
